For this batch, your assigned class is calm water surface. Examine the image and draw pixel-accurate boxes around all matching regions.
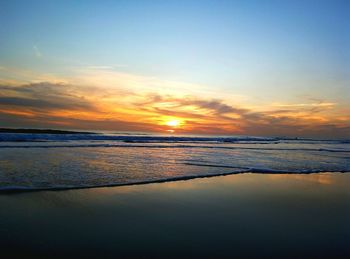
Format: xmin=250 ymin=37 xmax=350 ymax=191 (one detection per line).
xmin=1 ymin=173 xmax=349 ymax=257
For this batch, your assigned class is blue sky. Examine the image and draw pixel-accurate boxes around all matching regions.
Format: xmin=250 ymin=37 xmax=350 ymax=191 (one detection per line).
xmin=0 ymin=0 xmax=349 ymax=137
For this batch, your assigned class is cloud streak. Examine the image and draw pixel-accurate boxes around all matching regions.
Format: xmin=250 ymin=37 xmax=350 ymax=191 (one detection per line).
xmin=137 ymin=94 xmax=350 ymax=138
xmin=0 ymin=80 xmax=349 ymax=139
xmin=33 ymin=45 xmax=42 ymax=58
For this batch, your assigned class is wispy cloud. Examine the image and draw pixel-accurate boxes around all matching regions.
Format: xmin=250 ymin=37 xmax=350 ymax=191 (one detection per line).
xmin=0 ymin=67 xmax=349 ymax=138
xmin=33 ymin=45 xmax=42 ymax=58
xmin=0 ymin=82 xmax=348 ymax=138
xmin=271 ymin=102 xmax=336 ymax=108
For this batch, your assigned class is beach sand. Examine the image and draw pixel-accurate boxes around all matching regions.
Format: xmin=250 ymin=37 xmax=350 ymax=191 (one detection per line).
xmin=1 ymin=172 xmax=350 ymax=258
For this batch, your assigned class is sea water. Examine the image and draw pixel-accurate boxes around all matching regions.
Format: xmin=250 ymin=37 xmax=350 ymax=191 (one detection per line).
xmin=0 ymin=132 xmax=349 ymax=191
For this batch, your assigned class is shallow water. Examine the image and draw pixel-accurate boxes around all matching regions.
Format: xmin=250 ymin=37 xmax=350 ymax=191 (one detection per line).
xmin=1 ymin=173 xmax=349 ymax=257
xmin=0 ymin=133 xmax=349 ymax=190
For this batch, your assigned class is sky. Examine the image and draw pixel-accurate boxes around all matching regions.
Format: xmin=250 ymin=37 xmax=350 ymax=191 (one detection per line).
xmin=0 ymin=0 xmax=349 ymax=138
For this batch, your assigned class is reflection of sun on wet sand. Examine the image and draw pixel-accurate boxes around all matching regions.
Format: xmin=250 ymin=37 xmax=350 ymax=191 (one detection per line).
xmin=269 ymin=173 xmax=335 ymax=185
xmin=1 ymin=172 xmax=349 ymax=257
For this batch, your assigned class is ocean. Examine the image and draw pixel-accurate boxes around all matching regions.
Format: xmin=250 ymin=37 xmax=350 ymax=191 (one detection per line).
xmin=0 ymin=132 xmax=349 ymax=191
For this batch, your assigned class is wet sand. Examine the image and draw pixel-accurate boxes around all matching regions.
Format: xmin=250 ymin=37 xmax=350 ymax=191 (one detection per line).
xmin=1 ymin=173 xmax=349 ymax=258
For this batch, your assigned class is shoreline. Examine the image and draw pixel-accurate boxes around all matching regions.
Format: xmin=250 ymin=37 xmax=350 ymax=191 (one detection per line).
xmin=1 ymin=170 xmax=349 ymax=194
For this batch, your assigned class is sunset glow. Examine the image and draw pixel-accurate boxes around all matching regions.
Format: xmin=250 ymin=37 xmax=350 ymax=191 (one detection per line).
xmin=165 ymin=119 xmax=182 ymax=127
xmin=0 ymin=1 xmax=348 ymax=139
xmin=1 ymin=2 xmax=349 ymax=257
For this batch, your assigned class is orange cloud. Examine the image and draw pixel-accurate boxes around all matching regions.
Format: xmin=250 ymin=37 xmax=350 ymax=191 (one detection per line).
xmin=0 ymin=81 xmax=349 ymax=139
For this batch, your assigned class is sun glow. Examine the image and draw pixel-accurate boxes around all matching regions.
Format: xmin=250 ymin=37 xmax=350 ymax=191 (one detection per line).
xmin=165 ymin=119 xmax=181 ymax=127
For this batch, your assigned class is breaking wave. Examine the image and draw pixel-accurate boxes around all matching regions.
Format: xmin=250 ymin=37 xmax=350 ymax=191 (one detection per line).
xmin=0 ymin=132 xmax=349 ymax=193
xmin=0 ymin=132 xmax=348 ymax=144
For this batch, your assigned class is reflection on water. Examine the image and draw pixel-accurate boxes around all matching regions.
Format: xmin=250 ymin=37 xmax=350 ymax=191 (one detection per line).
xmin=0 ymin=173 xmax=349 ymax=257
xmin=268 ymin=173 xmax=336 ymax=185
xmin=91 ymin=172 xmax=346 ymax=195
xmin=0 ymin=142 xmax=349 ymax=190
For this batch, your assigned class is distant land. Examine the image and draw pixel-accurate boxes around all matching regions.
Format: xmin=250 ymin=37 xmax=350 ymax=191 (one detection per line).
xmin=0 ymin=128 xmax=95 ymax=134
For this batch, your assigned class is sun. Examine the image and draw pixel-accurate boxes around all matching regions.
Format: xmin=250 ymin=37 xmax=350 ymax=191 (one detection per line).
xmin=165 ymin=119 xmax=181 ymax=127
